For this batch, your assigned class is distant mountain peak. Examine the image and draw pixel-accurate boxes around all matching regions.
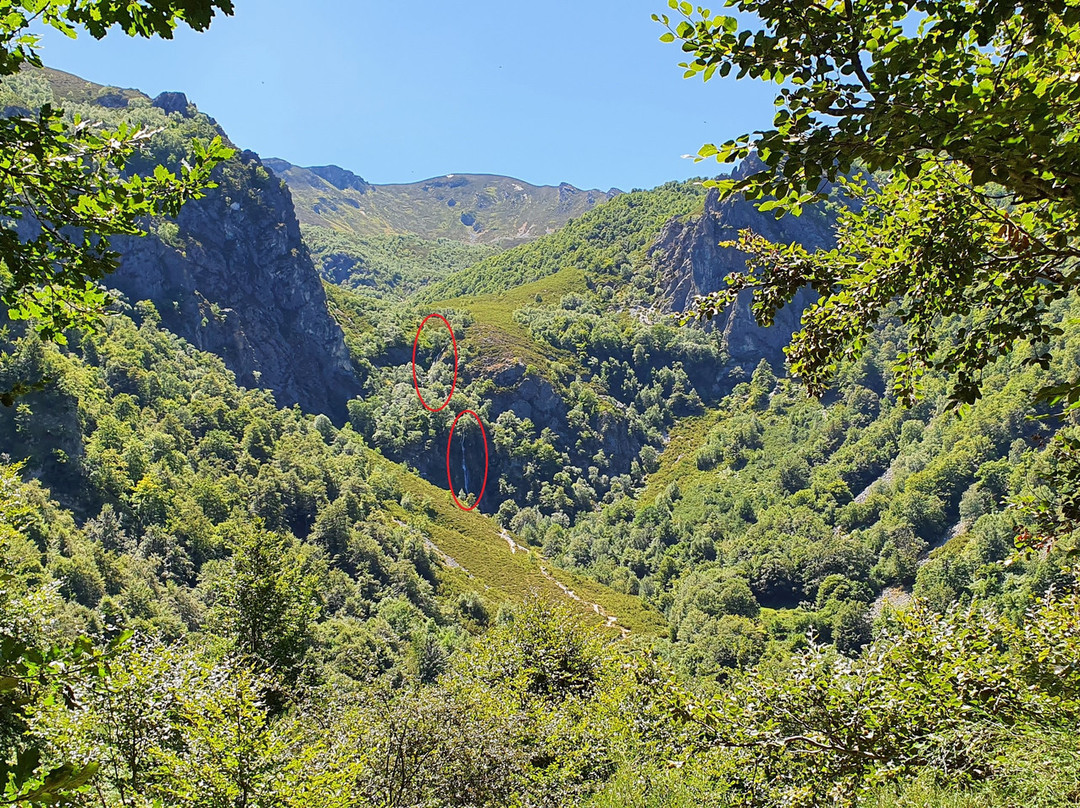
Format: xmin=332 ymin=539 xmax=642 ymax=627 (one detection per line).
xmin=265 ymin=159 xmax=619 ymax=247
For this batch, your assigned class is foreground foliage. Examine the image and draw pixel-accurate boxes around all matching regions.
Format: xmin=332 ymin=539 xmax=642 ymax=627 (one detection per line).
xmin=656 ymin=593 xmax=1080 ymax=806
xmin=663 ymin=0 xmax=1080 ymax=453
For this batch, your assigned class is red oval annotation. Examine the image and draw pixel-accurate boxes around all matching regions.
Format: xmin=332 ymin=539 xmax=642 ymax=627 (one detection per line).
xmin=446 ymin=409 xmax=489 ymax=512
xmin=412 ymin=313 xmax=458 ymax=413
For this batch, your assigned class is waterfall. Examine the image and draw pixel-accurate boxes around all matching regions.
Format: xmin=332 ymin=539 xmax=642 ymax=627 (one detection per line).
xmin=460 ymin=428 xmax=470 ymax=493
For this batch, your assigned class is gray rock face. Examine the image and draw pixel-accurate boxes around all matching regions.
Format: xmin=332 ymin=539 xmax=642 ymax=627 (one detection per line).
xmin=109 ymin=150 xmax=360 ymax=420
xmin=95 ymin=91 xmax=128 ymax=109
xmin=651 ymin=175 xmax=836 ymax=367
xmin=306 ymin=164 xmax=370 ymax=193
xmin=501 ymin=373 xmax=563 ymax=423
xmin=151 ymin=92 xmax=191 ymax=117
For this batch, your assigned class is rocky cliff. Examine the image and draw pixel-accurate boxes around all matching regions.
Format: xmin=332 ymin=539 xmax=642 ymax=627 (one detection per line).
xmin=651 ymin=164 xmax=837 ymax=367
xmin=16 ymin=68 xmax=363 ymax=420
xmin=110 ymin=149 xmax=360 ymax=420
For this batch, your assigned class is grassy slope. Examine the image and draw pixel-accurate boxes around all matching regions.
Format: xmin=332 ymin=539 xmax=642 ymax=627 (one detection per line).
xmin=636 ymin=409 xmax=728 ymax=512
xmin=433 ymin=267 xmax=589 ymax=376
xmin=37 ymin=67 xmax=146 ymax=104
xmin=321 ymin=182 xmax=705 ymax=390
xmin=376 ymin=451 xmax=666 ymax=636
xmin=417 ymin=183 xmax=705 ymax=381
xmin=324 ymin=186 xmax=706 ymax=391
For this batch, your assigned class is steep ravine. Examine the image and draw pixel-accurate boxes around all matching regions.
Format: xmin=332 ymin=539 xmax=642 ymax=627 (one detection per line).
xmin=350 ymin=173 xmax=843 ymax=519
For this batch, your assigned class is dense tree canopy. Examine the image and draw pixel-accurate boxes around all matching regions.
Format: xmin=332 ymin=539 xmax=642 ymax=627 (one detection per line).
xmin=0 ymin=2 xmax=233 ymax=801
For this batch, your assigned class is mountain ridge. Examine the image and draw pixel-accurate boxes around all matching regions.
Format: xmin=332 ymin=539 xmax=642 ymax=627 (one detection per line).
xmin=265 ymin=157 xmax=621 ymax=246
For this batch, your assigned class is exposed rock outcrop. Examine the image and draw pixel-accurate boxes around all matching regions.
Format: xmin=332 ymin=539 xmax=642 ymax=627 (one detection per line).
xmin=651 ymin=162 xmax=837 ymax=368
xmin=109 ymin=150 xmax=360 ymax=420
xmin=151 ymin=91 xmax=192 ymax=117
xmin=300 ymin=163 xmax=370 ymax=193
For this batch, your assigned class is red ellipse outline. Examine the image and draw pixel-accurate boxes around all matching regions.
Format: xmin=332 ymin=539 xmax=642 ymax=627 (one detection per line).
xmin=412 ymin=313 xmax=458 ymax=413
xmin=446 ymin=409 xmax=489 ymax=512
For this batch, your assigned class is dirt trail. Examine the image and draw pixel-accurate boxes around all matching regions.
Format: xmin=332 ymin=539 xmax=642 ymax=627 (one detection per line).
xmin=391 ymin=516 xmax=629 ymax=637
xmin=500 ymin=529 xmax=630 ymax=638
xmin=392 ymin=518 xmax=471 ymax=577
xmin=502 ymin=531 xmax=520 ymax=554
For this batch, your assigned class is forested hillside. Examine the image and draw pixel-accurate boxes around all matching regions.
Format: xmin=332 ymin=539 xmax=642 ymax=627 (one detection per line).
xmin=325 ymin=153 xmax=1078 ymax=690
xmin=305 ymin=228 xmax=497 ymax=300
xmin=5 ymin=0 xmax=1080 ymax=804
xmin=7 ymin=291 xmax=1080 ymax=806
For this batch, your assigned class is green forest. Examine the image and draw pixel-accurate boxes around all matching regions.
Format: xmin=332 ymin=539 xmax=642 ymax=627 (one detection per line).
xmin=4 ymin=1 xmax=1080 ymax=807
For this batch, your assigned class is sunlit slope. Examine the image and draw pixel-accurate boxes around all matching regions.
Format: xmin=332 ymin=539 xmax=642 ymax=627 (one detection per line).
xmin=636 ymin=409 xmax=729 ymax=515
xmin=374 ymin=451 xmax=665 ymax=636
xmin=325 ymin=183 xmax=705 ymax=381
xmin=431 ymin=267 xmax=588 ymax=376
xmin=420 ymin=182 xmax=705 ymax=375
xmin=421 ymin=182 xmax=704 ymax=301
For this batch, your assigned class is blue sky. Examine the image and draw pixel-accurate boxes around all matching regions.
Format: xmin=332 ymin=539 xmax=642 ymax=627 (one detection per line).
xmin=36 ymin=0 xmax=775 ymax=191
